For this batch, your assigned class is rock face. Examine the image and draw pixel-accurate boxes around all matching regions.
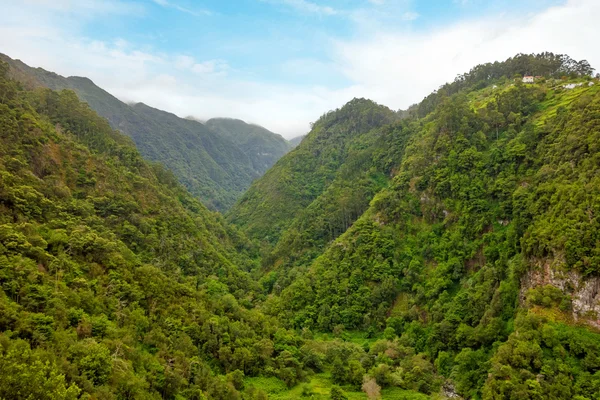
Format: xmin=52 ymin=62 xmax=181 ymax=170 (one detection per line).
xmin=521 ymin=255 xmax=600 ymax=328
xmin=441 ymin=382 xmax=462 ymax=399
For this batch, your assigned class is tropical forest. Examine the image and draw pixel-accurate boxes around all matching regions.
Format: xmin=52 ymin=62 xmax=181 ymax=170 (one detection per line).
xmin=1 ymin=1 xmax=600 ymax=399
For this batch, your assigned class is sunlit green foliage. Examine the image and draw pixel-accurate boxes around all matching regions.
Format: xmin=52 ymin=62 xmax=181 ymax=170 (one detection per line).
xmin=0 ymin=62 xmax=303 ymax=399
xmin=235 ymin=53 xmax=600 ymax=398
xmin=0 ymin=53 xmax=292 ymax=211
xmin=2 ymin=52 xmax=600 ymax=400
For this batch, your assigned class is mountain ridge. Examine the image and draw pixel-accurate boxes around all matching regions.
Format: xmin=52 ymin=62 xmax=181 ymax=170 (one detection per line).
xmin=3 ymin=52 xmax=600 ymax=400
xmin=227 ymin=97 xmax=399 ymax=244
xmin=0 ymin=53 xmax=291 ymax=211
xmin=230 ymin=52 xmax=600 ymax=399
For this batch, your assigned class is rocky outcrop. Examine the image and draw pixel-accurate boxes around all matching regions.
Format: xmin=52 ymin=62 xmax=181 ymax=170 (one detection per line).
xmin=441 ymin=382 xmax=462 ymax=399
xmin=521 ymin=255 xmax=600 ymax=328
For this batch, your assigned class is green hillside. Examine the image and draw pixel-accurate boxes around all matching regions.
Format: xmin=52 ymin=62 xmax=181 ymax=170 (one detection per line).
xmin=3 ymin=51 xmax=600 ymax=400
xmin=288 ymin=135 xmax=305 ymax=148
xmin=232 ymin=53 xmax=600 ymax=399
xmin=0 ymin=54 xmax=289 ymax=211
xmin=227 ymin=98 xmax=399 ymax=244
xmin=0 ymin=61 xmax=301 ymax=399
xmin=206 ymin=118 xmax=291 ymax=174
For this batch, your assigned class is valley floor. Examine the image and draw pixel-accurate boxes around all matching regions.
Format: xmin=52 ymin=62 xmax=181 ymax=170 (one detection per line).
xmin=246 ymin=373 xmax=431 ymax=400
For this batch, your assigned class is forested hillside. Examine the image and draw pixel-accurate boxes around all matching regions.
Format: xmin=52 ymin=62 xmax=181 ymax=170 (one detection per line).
xmin=0 ymin=54 xmax=291 ymax=211
xmin=227 ymin=98 xmax=399 ymax=244
xmin=3 ymin=51 xmax=600 ymax=400
xmin=231 ymin=53 xmax=600 ymax=399
xmin=0 ymin=62 xmax=309 ymax=399
xmin=205 ymin=118 xmax=291 ymax=174
xmin=288 ymin=135 xmax=305 ymax=148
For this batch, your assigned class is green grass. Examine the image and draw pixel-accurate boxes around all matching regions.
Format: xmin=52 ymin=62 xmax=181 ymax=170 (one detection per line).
xmin=245 ymin=374 xmax=360 ymax=400
xmin=535 ymin=80 xmax=599 ymax=126
xmin=380 ymin=388 xmax=432 ymax=399
xmin=245 ymin=373 xmax=433 ymax=399
xmin=245 ymin=376 xmax=291 ymax=398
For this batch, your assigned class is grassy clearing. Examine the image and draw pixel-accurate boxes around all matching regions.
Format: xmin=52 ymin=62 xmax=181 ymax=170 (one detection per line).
xmin=312 ymin=330 xmax=382 ymax=347
xmin=245 ymin=373 xmax=433 ymax=399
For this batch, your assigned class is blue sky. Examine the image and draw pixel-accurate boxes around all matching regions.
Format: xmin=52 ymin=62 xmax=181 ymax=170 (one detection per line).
xmin=0 ymin=0 xmax=597 ymax=137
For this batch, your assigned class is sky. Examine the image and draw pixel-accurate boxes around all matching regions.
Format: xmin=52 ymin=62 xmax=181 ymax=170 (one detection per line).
xmin=0 ymin=0 xmax=598 ymax=138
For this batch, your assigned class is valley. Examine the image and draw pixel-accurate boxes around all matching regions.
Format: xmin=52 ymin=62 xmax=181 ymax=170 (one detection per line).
xmin=1 ymin=52 xmax=600 ymax=400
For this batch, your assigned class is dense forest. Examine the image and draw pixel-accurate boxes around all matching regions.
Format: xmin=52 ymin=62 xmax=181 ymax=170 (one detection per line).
xmin=229 ymin=52 xmax=600 ymax=399
xmin=0 ymin=54 xmax=293 ymax=211
xmin=0 ymin=61 xmax=299 ymax=399
xmin=3 ymin=52 xmax=600 ymax=400
xmin=205 ymin=118 xmax=290 ymax=175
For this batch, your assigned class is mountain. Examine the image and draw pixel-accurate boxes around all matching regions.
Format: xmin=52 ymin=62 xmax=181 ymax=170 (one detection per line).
xmin=205 ymin=118 xmax=291 ymax=174
xmin=0 ymin=61 xmax=285 ymax=398
xmin=0 ymin=53 xmax=288 ymax=211
xmin=288 ymin=135 xmax=305 ymax=148
xmin=232 ymin=53 xmax=600 ymax=398
xmin=0 ymin=57 xmax=422 ymax=400
xmin=4 ymin=51 xmax=600 ymax=400
xmin=227 ymin=98 xmax=400 ymax=244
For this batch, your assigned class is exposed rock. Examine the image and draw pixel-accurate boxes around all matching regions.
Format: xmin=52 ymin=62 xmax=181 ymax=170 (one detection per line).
xmin=441 ymin=382 xmax=462 ymax=399
xmin=521 ymin=255 xmax=600 ymax=328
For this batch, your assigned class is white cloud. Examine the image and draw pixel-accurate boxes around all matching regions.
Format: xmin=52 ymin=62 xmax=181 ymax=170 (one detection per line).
xmin=191 ymin=60 xmax=229 ymax=75
xmin=401 ymin=11 xmax=419 ymax=21
xmin=174 ymin=56 xmax=228 ymax=75
xmin=262 ymin=0 xmax=337 ymax=16
xmin=174 ymin=55 xmax=195 ymax=69
xmin=151 ymin=0 xmax=212 ymax=16
xmin=0 ymin=0 xmax=598 ymax=138
xmin=332 ymin=0 xmax=600 ymax=113
xmin=20 ymin=0 xmax=144 ymax=15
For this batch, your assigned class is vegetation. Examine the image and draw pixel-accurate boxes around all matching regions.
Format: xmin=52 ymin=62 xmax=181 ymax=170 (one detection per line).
xmin=288 ymin=135 xmax=305 ymax=149
xmin=415 ymin=52 xmax=594 ymax=117
xmin=227 ymin=98 xmax=399 ymax=245
xmin=0 ymin=53 xmax=292 ymax=211
xmin=206 ymin=118 xmax=291 ymax=175
xmin=232 ymin=53 xmax=600 ymax=399
xmin=0 ymin=61 xmax=301 ymax=399
xmin=2 ymin=52 xmax=600 ymax=399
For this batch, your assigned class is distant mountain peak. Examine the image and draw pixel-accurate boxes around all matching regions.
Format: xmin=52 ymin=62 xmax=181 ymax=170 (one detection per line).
xmin=1 ymin=53 xmax=291 ymax=211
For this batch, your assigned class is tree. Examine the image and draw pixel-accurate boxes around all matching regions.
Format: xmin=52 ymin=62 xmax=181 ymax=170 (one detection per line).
xmin=362 ymin=376 xmax=381 ymax=400
xmin=0 ymin=341 xmax=80 ymax=400
xmin=330 ymin=385 xmax=348 ymax=400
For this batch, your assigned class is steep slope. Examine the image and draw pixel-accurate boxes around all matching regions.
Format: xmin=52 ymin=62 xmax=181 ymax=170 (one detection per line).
xmin=227 ymin=100 xmax=412 ymax=296
xmin=261 ymin=120 xmax=412 ymax=292
xmin=224 ymin=53 xmax=600 ymax=399
xmin=0 ymin=62 xmax=316 ymax=399
xmin=0 ymin=53 xmax=285 ymax=211
xmin=126 ymin=102 xmax=257 ymax=210
xmin=206 ymin=118 xmax=291 ymax=174
xmin=4 ymin=50 xmax=600 ymax=400
xmin=288 ymin=135 xmax=305 ymax=148
xmin=227 ymin=98 xmax=399 ymax=244
xmin=268 ymin=72 xmax=600 ymax=397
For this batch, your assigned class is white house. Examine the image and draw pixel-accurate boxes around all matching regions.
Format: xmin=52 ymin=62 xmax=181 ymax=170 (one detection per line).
xmin=564 ymin=83 xmax=583 ymax=90
xmin=522 ymin=76 xmax=534 ymax=83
